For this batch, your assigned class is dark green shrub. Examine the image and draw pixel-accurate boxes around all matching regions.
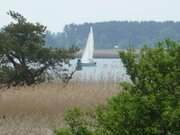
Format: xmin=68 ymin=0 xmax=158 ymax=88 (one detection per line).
xmin=55 ymin=108 xmax=93 ymax=135
xmin=96 ymin=39 xmax=180 ymax=135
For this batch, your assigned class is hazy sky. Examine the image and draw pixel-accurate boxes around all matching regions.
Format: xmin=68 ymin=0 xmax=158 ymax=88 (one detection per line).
xmin=0 ymin=0 xmax=179 ymax=32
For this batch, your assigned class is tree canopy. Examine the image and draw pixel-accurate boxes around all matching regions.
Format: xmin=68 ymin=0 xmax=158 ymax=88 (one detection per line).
xmin=0 ymin=11 xmax=77 ymax=88
xmin=45 ymin=21 xmax=180 ymax=49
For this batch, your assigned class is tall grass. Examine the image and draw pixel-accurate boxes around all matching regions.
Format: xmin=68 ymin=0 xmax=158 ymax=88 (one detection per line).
xmin=0 ymin=82 xmax=119 ymax=135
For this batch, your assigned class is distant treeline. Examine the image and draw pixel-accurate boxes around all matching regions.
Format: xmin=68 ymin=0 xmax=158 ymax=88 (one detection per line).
xmin=45 ymin=21 xmax=180 ymax=49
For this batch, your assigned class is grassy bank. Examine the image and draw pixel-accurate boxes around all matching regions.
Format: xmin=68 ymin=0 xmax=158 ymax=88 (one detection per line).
xmin=0 ymin=82 xmax=119 ymax=135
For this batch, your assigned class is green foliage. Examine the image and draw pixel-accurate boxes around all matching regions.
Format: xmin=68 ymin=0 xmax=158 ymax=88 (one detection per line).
xmin=55 ymin=108 xmax=93 ymax=135
xmin=96 ymin=39 xmax=180 ymax=135
xmin=96 ymin=92 xmax=139 ymax=135
xmin=55 ymin=128 xmax=72 ymax=135
xmin=0 ymin=11 xmax=77 ymax=88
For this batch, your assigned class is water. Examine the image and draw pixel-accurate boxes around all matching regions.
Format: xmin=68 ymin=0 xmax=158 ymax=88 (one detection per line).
xmin=70 ymin=58 xmax=130 ymax=82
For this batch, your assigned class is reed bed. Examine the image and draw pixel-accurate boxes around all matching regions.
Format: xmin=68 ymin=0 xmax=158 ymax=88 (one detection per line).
xmin=0 ymin=82 xmax=120 ymax=135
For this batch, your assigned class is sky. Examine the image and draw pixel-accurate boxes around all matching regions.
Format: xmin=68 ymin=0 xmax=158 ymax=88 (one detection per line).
xmin=0 ymin=0 xmax=179 ymax=32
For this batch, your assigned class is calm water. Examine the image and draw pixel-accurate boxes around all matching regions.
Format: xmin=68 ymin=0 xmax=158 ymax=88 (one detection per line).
xmin=70 ymin=58 xmax=130 ymax=82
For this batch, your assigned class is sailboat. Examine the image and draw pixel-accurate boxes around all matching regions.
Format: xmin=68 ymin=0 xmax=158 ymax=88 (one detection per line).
xmin=80 ymin=26 xmax=96 ymax=66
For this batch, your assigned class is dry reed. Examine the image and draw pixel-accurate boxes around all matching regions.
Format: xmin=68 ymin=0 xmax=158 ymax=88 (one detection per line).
xmin=0 ymin=82 xmax=120 ymax=135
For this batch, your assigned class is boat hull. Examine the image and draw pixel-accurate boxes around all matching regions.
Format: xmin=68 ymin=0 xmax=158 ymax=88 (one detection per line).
xmin=81 ymin=62 xmax=96 ymax=67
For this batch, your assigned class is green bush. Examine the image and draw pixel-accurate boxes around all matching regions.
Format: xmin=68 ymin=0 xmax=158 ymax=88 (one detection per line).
xmin=96 ymin=39 xmax=180 ymax=135
xmin=55 ymin=108 xmax=93 ymax=135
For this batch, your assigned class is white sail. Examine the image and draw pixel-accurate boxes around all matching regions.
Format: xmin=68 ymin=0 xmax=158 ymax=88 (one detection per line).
xmin=81 ymin=27 xmax=95 ymax=63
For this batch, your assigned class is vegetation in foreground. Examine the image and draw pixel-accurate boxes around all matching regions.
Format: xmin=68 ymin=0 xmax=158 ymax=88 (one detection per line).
xmin=55 ymin=39 xmax=180 ymax=135
xmin=0 ymin=82 xmax=118 ymax=135
xmin=0 ymin=11 xmax=77 ymax=88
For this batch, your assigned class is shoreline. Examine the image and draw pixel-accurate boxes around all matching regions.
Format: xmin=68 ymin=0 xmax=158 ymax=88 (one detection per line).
xmin=76 ymin=49 xmax=123 ymax=58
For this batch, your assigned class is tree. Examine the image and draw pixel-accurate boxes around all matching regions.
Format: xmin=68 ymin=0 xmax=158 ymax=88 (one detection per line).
xmin=0 ymin=11 xmax=77 ymax=88
xmin=96 ymin=39 xmax=180 ymax=135
xmin=45 ymin=21 xmax=180 ymax=49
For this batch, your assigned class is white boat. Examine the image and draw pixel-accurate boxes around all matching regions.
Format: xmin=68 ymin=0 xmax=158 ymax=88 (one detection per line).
xmin=80 ymin=26 xmax=96 ymax=66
